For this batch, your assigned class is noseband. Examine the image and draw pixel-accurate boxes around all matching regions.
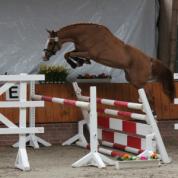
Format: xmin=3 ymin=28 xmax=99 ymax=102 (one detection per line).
xmin=43 ymin=48 xmax=56 ymax=55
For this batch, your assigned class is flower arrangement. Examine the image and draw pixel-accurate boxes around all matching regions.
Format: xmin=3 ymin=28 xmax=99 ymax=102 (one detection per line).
xmin=38 ymin=64 xmax=69 ymax=83
xmin=77 ymin=73 xmax=111 ymax=79
xmin=117 ymin=152 xmax=159 ymax=161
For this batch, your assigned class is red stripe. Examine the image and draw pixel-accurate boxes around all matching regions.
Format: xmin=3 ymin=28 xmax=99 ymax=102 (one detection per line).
xmin=102 ymin=130 xmax=114 ymax=143
xmin=97 ymin=108 xmax=104 ymax=112
xmin=97 ymin=98 xmax=102 ymax=104
xmin=113 ymin=143 xmax=126 ymax=150
xmin=42 ymin=96 xmax=53 ymax=102
xmin=98 ymin=116 xmax=109 ymax=128
xmin=123 ymin=120 xmax=136 ymax=134
xmin=118 ymin=111 xmax=132 ymax=117
xmin=138 ymin=149 xmax=144 ymax=154
xmin=98 ymin=109 xmax=132 ymax=118
xmin=64 ymin=99 xmax=76 ymax=106
xmin=111 ymin=150 xmax=124 ymax=157
xmin=127 ymin=136 xmax=141 ymax=149
xmin=86 ymin=144 xmax=90 ymax=149
xmin=114 ymin=101 xmax=128 ymax=107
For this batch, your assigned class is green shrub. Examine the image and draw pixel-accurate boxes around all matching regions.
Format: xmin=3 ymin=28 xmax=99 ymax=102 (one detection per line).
xmin=39 ymin=64 xmax=69 ymax=83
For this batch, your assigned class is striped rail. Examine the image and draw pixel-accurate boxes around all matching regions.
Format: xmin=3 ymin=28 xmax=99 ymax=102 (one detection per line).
xmin=32 ymin=94 xmax=89 ymax=109
xmin=76 ymin=141 xmax=129 ymax=158
xmin=78 ymin=95 xmax=143 ymax=110
xmin=97 ymin=108 xmax=146 ymax=121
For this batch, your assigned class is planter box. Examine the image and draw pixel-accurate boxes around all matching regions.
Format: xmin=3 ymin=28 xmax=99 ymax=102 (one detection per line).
xmin=115 ymin=159 xmax=160 ymax=169
xmin=76 ymin=78 xmax=111 ymax=83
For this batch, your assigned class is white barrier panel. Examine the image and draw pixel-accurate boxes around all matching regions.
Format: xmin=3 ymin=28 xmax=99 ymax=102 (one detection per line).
xmin=0 ymin=74 xmax=44 ymax=81
xmin=0 ymin=73 xmax=45 ymax=171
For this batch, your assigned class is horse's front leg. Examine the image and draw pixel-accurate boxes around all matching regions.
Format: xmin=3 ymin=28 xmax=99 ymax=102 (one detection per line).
xmin=65 ymin=51 xmax=91 ymax=67
xmin=64 ymin=53 xmax=78 ymax=68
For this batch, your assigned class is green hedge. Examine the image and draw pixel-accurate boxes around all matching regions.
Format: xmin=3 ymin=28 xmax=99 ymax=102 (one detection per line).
xmin=38 ymin=64 xmax=69 ymax=83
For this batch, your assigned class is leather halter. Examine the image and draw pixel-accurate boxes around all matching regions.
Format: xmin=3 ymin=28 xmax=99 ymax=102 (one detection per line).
xmin=43 ymin=37 xmax=59 ymax=55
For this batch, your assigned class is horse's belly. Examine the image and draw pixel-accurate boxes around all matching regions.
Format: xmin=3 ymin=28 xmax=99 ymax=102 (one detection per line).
xmin=93 ymin=57 xmax=129 ymax=69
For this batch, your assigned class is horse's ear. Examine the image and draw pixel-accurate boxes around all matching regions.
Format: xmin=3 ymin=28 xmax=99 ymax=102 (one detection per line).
xmin=51 ymin=30 xmax=57 ymax=35
xmin=46 ymin=29 xmax=51 ymax=34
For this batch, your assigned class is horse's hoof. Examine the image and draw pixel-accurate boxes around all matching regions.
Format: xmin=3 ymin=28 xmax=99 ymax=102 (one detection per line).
xmin=71 ymin=65 xmax=77 ymax=69
xmin=85 ymin=59 xmax=91 ymax=64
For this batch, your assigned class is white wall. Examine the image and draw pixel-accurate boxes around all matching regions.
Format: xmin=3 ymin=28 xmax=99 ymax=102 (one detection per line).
xmin=0 ymin=0 xmax=159 ymax=82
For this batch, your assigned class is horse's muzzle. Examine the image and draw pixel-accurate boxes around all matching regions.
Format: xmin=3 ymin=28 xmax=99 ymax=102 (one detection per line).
xmin=42 ymin=55 xmax=49 ymax=61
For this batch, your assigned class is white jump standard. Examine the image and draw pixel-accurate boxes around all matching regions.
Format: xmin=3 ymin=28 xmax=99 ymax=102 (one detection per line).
xmin=0 ymin=74 xmax=45 ymax=171
xmin=63 ymin=82 xmax=171 ymax=166
xmin=13 ymin=81 xmax=51 ymax=149
xmin=72 ymin=87 xmax=115 ymax=168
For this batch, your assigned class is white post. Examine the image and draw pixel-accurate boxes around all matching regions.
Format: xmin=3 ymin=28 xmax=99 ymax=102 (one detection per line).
xmin=139 ymin=89 xmax=171 ymax=164
xmin=72 ymin=86 xmax=115 ymax=168
xmin=15 ymin=74 xmax=30 ymax=170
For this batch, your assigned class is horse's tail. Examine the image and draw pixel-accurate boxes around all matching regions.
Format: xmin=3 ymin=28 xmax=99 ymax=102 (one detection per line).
xmin=152 ymin=58 xmax=175 ymax=102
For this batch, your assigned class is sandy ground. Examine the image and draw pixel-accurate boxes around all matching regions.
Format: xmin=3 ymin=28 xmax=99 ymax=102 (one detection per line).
xmin=0 ymin=143 xmax=178 ymax=178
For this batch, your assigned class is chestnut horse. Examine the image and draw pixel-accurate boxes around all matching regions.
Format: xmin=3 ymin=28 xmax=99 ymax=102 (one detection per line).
xmin=42 ymin=23 xmax=175 ymax=102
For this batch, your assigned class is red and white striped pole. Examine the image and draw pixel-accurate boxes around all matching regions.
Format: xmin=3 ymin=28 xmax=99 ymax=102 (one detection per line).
xmin=76 ymin=141 xmax=127 ymax=158
xmin=32 ymin=94 xmax=90 ymax=109
xmin=97 ymin=108 xmax=146 ymax=121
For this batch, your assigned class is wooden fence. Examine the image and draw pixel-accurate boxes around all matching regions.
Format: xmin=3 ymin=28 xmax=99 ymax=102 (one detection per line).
xmin=0 ymin=82 xmax=178 ymax=124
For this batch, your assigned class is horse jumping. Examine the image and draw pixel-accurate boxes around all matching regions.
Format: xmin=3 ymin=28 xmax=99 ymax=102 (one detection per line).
xmin=42 ymin=23 xmax=175 ymax=102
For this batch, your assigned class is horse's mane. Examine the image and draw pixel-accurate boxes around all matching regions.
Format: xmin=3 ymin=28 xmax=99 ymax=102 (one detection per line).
xmin=57 ymin=23 xmax=108 ymax=33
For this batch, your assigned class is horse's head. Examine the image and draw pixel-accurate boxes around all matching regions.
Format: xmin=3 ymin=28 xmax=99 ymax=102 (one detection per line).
xmin=42 ymin=30 xmax=61 ymax=61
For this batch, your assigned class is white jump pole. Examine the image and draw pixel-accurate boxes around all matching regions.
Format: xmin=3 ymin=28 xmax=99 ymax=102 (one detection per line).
xmin=15 ymin=76 xmax=30 ymax=170
xmin=138 ymin=89 xmax=171 ymax=164
xmin=72 ymin=86 xmax=115 ymax=168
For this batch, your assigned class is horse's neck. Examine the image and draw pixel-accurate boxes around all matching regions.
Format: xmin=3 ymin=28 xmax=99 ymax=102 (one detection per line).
xmin=57 ymin=25 xmax=80 ymax=43
xmin=57 ymin=23 xmax=100 ymax=43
